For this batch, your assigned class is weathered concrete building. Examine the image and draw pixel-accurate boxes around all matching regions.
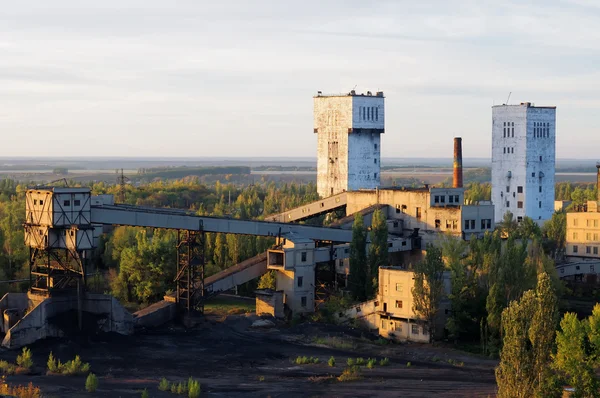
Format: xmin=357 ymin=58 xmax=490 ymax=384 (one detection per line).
xmin=491 ymin=102 xmax=556 ymax=223
xmin=314 ymin=90 xmax=384 ymax=198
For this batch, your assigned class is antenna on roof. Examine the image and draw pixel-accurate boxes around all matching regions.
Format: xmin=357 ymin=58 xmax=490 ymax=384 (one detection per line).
xmin=506 ymin=92 xmax=512 ymax=105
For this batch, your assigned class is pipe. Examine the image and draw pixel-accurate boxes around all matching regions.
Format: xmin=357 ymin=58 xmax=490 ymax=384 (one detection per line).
xmin=453 ymin=137 xmax=463 ymax=188
xmin=597 ymin=163 xmax=600 ymax=202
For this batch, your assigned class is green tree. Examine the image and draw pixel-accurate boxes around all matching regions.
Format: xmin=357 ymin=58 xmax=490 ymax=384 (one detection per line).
xmin=553 ymin=312 xmax=597 ymax=397
xmin=257 ymin=270 xmax=276 ymax=290
xmin=498 ymin=211 xmax=518 ymax=237
xmin=349 ymin=212 xmax=367 ymax=302
xmin=542 ymin=212 xmax=566 ymax=260
xmin=412 ymin=244 xmax=445 ymax=342
xmin=517 ymin=217 xmax=542 ymax=241
xmin=495 ymin=272 xmax=560 ymax=398
xmin=0 ymin=197 xmax=26 ymax=276
xmin=366 ymin=209 xmax=388 ymax=298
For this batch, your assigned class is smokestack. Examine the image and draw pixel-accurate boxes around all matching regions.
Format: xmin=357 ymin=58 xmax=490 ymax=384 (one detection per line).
xmin=596 ymin=163 xmax=600 ymax=202
xmin=453 ymin=137 xmax=463 ymax=188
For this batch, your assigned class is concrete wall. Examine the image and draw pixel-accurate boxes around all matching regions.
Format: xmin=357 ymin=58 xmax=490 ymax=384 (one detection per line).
xmin=255 ymin=290 xmax=284 ymax=318
xmin=491 ymin=103 xmax=556 ymax=222
xmin=347 ymin=132 xmax=380 ymax=191
xmin=133 ymin=300 xmax=177 ymax=328
xmin=2 ymin=293 xmax=134 ymax=349
xmin=566 ymin=210 xmax=600 ymax=259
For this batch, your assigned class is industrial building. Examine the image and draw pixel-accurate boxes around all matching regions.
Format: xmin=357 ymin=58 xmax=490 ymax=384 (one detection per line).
xmin=491 ymin=102 xmax=556 ymax=223
xmin=314 ymin=90 xmax=384 ymax=198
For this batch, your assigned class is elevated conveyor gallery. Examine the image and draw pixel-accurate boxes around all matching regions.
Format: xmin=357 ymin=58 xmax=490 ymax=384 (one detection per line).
xmin=264 ymin=192 xmax=347 ymax=223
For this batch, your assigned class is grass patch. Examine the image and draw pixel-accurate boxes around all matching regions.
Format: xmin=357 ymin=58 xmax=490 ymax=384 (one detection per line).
xmin=203 ymin=297 xmax=255 ymax=315
xmin=47 ymin=354 xmax=90 ymax=376
xmin=328 ymin=356 xmax=336 ymax=367
xmin=447 ymin=358 xmax=464 ymax=367
xmin=312 ymin=336 xmax=355 ymax=350
xmin=337 ymin=366 xmax=362 ymax=382
xmin=379 ymin=358 xmax=390 ymax=366
xmin=85 ymin=373 xmax=98 ymax=393
xmin=294 ymin=356 xmax=320 ymax=365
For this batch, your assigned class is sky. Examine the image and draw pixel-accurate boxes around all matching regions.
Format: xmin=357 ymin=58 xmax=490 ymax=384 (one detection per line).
xmin=1 ymin=0 xmax=600 ymax=159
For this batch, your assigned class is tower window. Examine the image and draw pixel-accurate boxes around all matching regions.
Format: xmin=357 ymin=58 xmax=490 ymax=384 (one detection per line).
xmin=374 ymin=158 xmax=377 ymax=164
xmin=374 ymin=173 xmax=377 ymax=179
xmin=375 ymin=107 xmax=378 ymax=121
xmin=363 ymin=107 xmax=366 ymax=120
xmin=511 ymin=147 xmax=514 ymax=153
xmin=532 ymin=172 xmax=535 ymax=177
xmin=506 ymin=186 xmax=510 ymax=193
xmin=504 ymin=129 xmax=506 ymax=138
xmin=506 ymin=201 xmax=510 ymax=207
xmin=539 ymin=186 xmax=542 ymax=193
xmin=517 ymin=201 xmax=523 ymax=209
xmin=504 ymin=147 xmax=506 ymax=154
xmin=511 ymin=128 xmax=514 ymax=137
xmin=518 ymin=186 xmax=523 ymax=193
xmin=539 ymin=201 xmax=542 ymax=208
xmin=374 ymin=143 xmax=378 ymax=150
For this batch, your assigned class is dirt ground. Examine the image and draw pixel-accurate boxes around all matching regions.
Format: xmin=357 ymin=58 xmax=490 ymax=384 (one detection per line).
xmin=0 ymin=305 xmax=498 ymax=397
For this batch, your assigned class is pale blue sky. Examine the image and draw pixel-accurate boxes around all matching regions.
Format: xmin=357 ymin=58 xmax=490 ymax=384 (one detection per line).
xmin=1 ymin=0 xmax=599 ymax=159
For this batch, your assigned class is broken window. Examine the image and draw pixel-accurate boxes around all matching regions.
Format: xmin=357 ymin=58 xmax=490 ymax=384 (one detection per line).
xmin=518 ymin=186 xmax=523 ymax=193
xmin=435 ymin=219 xmax=441 ymax=229
xmin=395 ymin=283 xmax=403 ymax=293
xmin=517 ymin=216 xmax=523 ymax=222
xmin=587 ymin=246 xmax=592 ymax=254
xmin=595 ymin=247 xmax=599 ymax=255
xmin=446 ymin=220 xmax=452 ymax=229
xmin=434 ymin=196 xmax=439 ymax=203
xmin=440 ymin=196 xmax=445 ymax=203
xmin=455 ymin=195 xmax=459 ymax=203
xmin=395 ymin=300 xmax=403 ymax=309
xmin=470 ymin=220 xmax=475 ymax=230
xmin=411 ymin=325 xmax=418 ymax=335
xmin=63 ymin=200 xmax=70 ymax=206
xmin=74 ymin=199 xmax=80 ymax=206
xmin=517 ymin=201 xmax=523 ymax=209
xmin=464 ymin=220 xmax=469 ymax=230
xmin=39 ymin=200 xmax=44 ymax=205
xmin=449 ymin=195 xmax=454 ymax=204
xmin=573 ymin=245 xmax=578 ymax=253
xmin=416 ymin=207 xmax=421 ymax=220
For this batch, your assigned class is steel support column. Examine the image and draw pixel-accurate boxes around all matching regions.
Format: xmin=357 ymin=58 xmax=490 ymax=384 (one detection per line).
xmin=175 ymin=229 xmax=205 ymax=312
xmin=29 ymin=247 xmax=87 ymax=295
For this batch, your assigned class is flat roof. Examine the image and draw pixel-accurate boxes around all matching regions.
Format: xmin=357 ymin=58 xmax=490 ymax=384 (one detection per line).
xmin=492 ymin=102 xmax=556 ymax=109
xmin=314 ymin=90 xmax=384 ymax=98
xmin=27 ymin=187 xmax=91 ymax=193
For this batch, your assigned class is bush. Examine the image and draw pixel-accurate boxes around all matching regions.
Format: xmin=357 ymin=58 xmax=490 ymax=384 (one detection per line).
xmin=347 ymin=358 xmax=355 ymax=366
xmin=47 ymin=355 xmax=91 ymax=375
xmin=328 ymin=356 xmax=336 ymax=367
xmin=366 ymin=358 xmax=376 ymax=369
xmin=447 ymin=358 xmax=464 ymax=367
xmin=432 ymin=356 xmax=441 ymax=362
xmin=170 ymin=383 xmax=177 ymax=393
xmin=188 ymin=377 xmax=201 ymax=398
xmin=355 ymin=358 xmax=365 ymax=366
xmin=16 ymin=348 xmax=33 ymax=371
xmin=85 ymin=373 xmax=98 ymax=393
xmin=47 ymin=352 xmax=58 ymax=373
xmin=0 ymin=361 xmax=16 ymax=375
xmin=337 ymin=366 xmax=361 ymax=382
xmin=294 ymin=356 xmax=319 ymax=365
xmin=177 ymin=382 xmax=184 ymax=394
xmin=0 ymin=378 xmax=41 ymax=398
xmin=141 ymin=388 xmax=149 ymax=398
xmin=379 ymin=358 xmax=390 ymax=366
xmin=158 ymin=377 xmax=169 ymax=391
xmin=406 ymin=362 xmax=412 ymax=367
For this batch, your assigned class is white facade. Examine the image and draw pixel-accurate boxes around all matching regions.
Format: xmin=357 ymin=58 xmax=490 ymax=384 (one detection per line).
xmin=491 ymin=103 xmax=556 ymax=223
xmin=314 ymin=91 xmax=385 ymax=198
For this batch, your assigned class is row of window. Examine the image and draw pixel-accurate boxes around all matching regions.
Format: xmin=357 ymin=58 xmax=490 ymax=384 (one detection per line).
xmin=576 ymin=219 xmax=600 ymax=228
xmin=505 ymin=200 xmax=542 ymax=208
xmin=380 ymin=319 xmax=428 ymax=336
xmin=433 ymin=195 xmax=461 ymax=204
xmin=503 ymin=147 xmax=514 ymax=154
xmin=534 ymin=128 xmax=549 ymax=138
xmin=572 ymin=232 xmax=600 ymax=241
xmin=503 ymin=122 xmax=514 ymax=126
xmin=360 ymin=106 xmax=379 ymax=122
xmin=32 ymin=199 xmax=82 ymax=207
xmin=464 ymin=219 xmax=492 ymax=230
xmin=572 ymin=245 xmax=600 ymax=255
xmin=503 ymin=128 xmax=514 ymax=138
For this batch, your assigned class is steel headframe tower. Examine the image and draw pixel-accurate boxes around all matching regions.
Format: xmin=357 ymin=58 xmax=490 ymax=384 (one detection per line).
xmin=24 ymin=187 xmax=94 ymax=295
xmin=175 ymin=226 xmax=206 ymax=312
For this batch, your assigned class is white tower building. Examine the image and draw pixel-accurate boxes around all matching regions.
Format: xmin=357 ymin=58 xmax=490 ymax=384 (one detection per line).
xmin=314 ymin=90 xmax=385 ymax=198
xmin=491 ymin=102 xmax=556 ymax=223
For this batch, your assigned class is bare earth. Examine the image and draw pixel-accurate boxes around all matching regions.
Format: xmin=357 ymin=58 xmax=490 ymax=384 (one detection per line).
xmin=0 ymin=311 xmax=498 ymax=398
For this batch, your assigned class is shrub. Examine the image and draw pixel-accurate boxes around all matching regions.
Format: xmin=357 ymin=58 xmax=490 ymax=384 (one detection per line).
xmin=176 ymin=382 xmax=184 ymax=394
xmin=16 ymin=348 xmax=33 ymax=371
xmin=447 ymin=359 xmax=464 ymax=367
xmin=355 ymin=358 xmax=365 ymax=366
xmin=312 ymin=357 xmax=320 ymax=364
xmin=85 ymin=373 xmax=98 ymax=393
xmin=346 ymin=358 xmax=355 ymax=366
xmin=366 ymin=358 xmax=376 ymax=369
xmin=170 ymin=383 xmax=177 ymax=393
xmin=0 ymin=361 xmax=16 ymax=375
xmin=337 ymin=366 xmax=361 ymax=382
xmin=406 ymin=362 xmax=412 ymax=367
xmin=158 ymin=377 xmax=169 ymax=391
xmin=432 ymin=356 xmax=441 ymax=362
xmin=47 ymin=352 xmax=58 ymax=373
xmin=141 ymin=388 xmax=149 ymax=398
xmin=0 ymin=378 xmax=41 ymax=398
xmin=188 ymin=378 xmax=201 ymax=398
xmin=328 ymin=356 xmax=336 ymax=367
xmin=379 ymin=358 xmax=390 ymax=366
xmin=48 ymin=355 xmax=91 ymax=376
xmin=294 ymin=356 xmax=319 ymax=365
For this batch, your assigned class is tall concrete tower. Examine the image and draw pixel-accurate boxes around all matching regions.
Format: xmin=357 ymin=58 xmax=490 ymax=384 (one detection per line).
xmin=491 ymin=102 xmax=556 ymax=223
xmin=314 ymin=90 xmax=385 ymax=198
